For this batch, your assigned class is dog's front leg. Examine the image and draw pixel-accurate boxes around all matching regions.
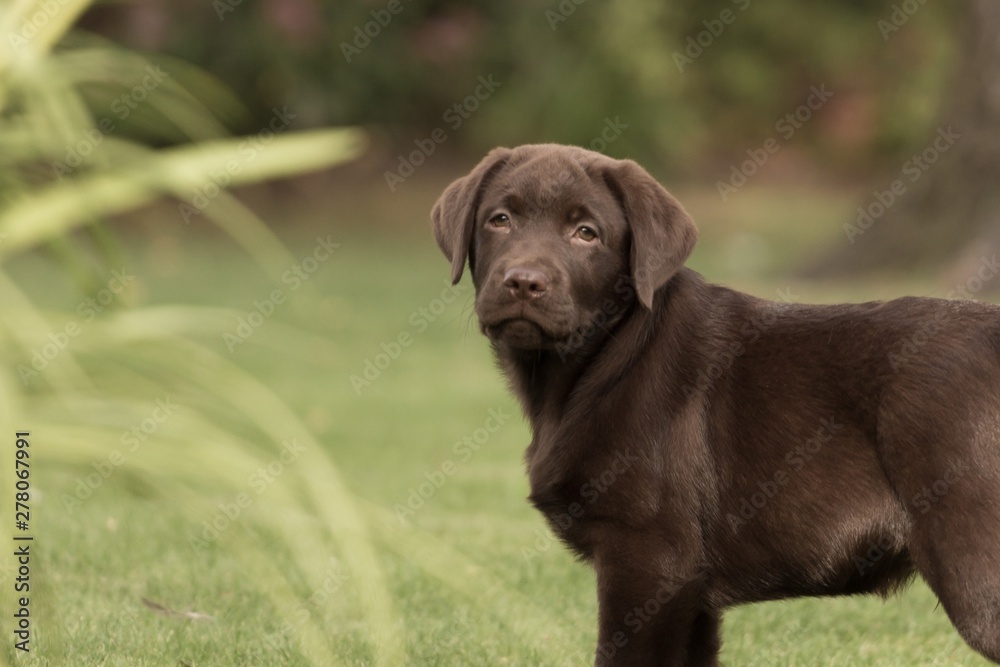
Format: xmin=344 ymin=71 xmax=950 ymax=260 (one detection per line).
xmin=592 ymin=534 xmax=718 ymax=667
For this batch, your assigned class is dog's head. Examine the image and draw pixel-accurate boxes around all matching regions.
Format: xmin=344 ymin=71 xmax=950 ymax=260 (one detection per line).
xmin=432 ymin=144 xmax=697 ymax=352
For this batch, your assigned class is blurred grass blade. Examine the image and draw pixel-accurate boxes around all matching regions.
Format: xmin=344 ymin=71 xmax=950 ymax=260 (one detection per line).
xmin=0 ymin=127 xmax=365 ymax=263
xmin=0 ymin=268 xmax=94 ymax=392
xmin=364 ymin=501 xmax=578 ymax=663
xmin=52 ymin=48 xmax=243 ymax=141
xmin=0 ymin=2 xmax=402 ymax=664
xmin=40 ymin=322 xmax=406 ymax=665
xmin=0 ymin=0 xmax=92 ymax=66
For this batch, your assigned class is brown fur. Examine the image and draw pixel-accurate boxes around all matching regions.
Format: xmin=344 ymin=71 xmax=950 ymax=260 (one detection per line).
xmin=432 ymin=144 xmax=1000 ymax=666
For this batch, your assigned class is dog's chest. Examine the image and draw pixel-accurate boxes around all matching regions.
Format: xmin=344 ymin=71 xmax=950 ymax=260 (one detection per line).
xmin=526 ymin=430 xmax=655 ymax=558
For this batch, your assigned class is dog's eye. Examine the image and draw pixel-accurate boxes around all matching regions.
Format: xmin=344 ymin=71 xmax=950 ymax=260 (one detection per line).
xmin=574 ymin=226 xmax=598 ymax=242
xmin=488 ymin=213 xmax=511 ymax=229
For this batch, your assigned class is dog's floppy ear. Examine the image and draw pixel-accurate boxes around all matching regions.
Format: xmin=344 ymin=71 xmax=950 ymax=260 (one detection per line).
xmin=431 ymin=147 xmax=512 ymax=284
xmin=603 ymin=159 xmax=698 ymax=309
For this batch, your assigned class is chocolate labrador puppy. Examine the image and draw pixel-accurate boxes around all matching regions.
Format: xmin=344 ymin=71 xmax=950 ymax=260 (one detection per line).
xmin=431 ymin=143 xmax=1000 ymax=666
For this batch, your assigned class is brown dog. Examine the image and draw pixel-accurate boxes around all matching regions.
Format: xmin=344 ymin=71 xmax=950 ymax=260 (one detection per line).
xmin=431 ymin=143 xmax=1000 ymax=666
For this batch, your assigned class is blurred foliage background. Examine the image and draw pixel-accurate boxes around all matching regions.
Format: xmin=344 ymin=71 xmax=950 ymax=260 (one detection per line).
xmin=86 ymin=0 xmax=957 ymax=175
xmin=77 ymin=0 xmax=1000 ymax=274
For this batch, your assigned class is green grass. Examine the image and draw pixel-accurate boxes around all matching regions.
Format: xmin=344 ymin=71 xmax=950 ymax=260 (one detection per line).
xmin=6 ymin=184 xmax=994 ymax=666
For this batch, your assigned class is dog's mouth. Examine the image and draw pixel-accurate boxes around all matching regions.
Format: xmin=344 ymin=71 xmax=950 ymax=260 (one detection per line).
xmin=477 ymin=292 xmax=578 ymax=351
xmin=484 ymin=317 xmax=558 ymax=349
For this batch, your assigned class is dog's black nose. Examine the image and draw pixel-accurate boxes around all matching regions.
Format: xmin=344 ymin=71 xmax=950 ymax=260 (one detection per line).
xmin=503 ymin=267 xmax=549 ymax=300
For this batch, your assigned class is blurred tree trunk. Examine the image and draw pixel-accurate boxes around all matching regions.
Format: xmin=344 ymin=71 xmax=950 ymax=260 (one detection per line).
xmin=807 ymin=0 xmax=1000 ymax=278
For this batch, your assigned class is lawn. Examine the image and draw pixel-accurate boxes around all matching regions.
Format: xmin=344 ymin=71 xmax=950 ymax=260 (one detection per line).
xmin=4 ymin=181 xmax=993 ymax=666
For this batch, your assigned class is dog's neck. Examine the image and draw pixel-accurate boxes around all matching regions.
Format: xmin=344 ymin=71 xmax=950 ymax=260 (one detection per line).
xmin=493 ymin=283 xmax=645 ymax=431
xmin=494 ymin=268 xmax=708 ymax=433
xmin=496 ymin=344 xmax=596 ymax=430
